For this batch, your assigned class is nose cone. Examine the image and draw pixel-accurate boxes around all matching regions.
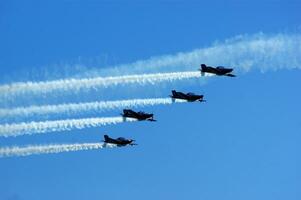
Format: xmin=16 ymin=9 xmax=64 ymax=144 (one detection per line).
xmin=227 ymin=68 xmax=233 ymax=73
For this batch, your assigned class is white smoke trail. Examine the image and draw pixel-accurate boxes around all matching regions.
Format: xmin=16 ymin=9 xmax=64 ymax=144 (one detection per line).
xmin=0 ymin=142 xmax=116 ymax=157
xmin=1 ymin=33 xmax=300 ymax=99
xmin=0 ymin=98 xmax=187 ymax=121
xmin=0 ymin=117 xmax=137 ymax=137
xmin=110 ymin=33 xmax=301 ymax=74
xmin=0 ymin=71 xmax=206 ymax=97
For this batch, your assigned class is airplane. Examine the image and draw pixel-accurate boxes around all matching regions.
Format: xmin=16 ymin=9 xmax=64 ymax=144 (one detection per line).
xmin=199 ymin=64 xmax=236 ymax=77
xmin=103 ymin=135 xmax=137 ymax=147
xmin=122 ymin=109 xmax=156 ymax=121
xmin=170 ymin=90 xmax=206 ymax=102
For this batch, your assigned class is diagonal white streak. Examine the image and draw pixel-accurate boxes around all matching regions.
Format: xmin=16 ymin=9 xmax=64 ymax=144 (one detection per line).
xmin=0 ymin=98 xmax=187 ymax=120
xmin=1 ymin=33 xmax=300 ymax=99
xmin=0 ymin=117 xmax=136 ymax=137
xmin=112 ymin=33 xmax=301 ymax=73
xmin=0 ymin=142 xmax=117 ymax=157
xmin=0 ymin=71 xmax=205 ymax=97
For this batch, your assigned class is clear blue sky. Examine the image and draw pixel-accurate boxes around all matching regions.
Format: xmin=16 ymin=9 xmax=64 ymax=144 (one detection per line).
xmin=0 ymin=1 xmax=300 ymax=200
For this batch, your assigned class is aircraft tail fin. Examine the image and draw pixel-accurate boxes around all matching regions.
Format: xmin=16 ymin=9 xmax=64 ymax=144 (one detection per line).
xmin=104 ymin=135 xmax=110 ymax=141
xmin=200 ymin=64 xmax=207 ymax=76
xmin=170 ymin=90 xmax=175 ymax=96
xmin=170 ymin=90 xmax=176 ymax=102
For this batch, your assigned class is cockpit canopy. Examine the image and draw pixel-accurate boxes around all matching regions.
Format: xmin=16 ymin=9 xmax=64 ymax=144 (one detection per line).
xmin=117 ymin=137 xmax=126 ymax=141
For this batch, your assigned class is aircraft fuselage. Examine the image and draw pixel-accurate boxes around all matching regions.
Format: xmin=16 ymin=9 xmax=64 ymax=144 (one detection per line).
xmin=200 ymin=64 xmax=235 ymax=77
xmin=122 ymin=109 xmax=156 ymax=121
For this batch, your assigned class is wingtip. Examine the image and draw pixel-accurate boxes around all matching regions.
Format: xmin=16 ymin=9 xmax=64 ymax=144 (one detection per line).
xmin=226 ymin=74 xmax=236 ymax=77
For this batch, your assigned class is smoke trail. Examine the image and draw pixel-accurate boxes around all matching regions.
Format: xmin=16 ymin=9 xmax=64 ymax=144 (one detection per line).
xmin=0 ymin=71 xmax=206 ymax=97
xmin=0 ymin=143 xmax=116 ymax=157
xmin=0 ymin=98 xmax=187 ymax=122
xmin=0 ymin=117 xmax=137 ymax=137
xmin=1 ymin=33 xmax=300 ymax=99
xmin=109 ymin=33 xmax=301 ymax=74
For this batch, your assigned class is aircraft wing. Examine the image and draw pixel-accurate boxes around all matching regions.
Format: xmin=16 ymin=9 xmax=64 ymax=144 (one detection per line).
xmin=225 ymin=73 xmax=236 ymax=77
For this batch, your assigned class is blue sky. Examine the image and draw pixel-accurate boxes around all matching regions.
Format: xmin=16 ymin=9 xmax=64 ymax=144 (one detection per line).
xmin=0 ymin=1 xmax=300 ymax=200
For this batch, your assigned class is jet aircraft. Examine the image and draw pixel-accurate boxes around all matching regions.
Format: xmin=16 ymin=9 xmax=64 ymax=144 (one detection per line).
xmin=200 ymin=64 xmax=236 ymax=77
xmin=122 ymin=109 xmax=156 ymax=121
xmin=170 ymin=90 xmax=205 ymax=102
xmin=103 ymin=135 xmax=137 ymax=147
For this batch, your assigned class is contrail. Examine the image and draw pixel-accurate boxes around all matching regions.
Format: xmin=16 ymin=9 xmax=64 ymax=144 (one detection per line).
xmin=110 ymin=33 xmax=301 ymax=74
xmin=0 ymin=142 xmax=116 ymax=157
xmin=0 ymin=98 xmax=187 ymax=122
xmin=0 ymin=71 xmax=206 ymax=97
xmin=1 ymin=33 xmax=300 ymax=99
xmin=0 ymin=117 xmax=137 ymax=137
